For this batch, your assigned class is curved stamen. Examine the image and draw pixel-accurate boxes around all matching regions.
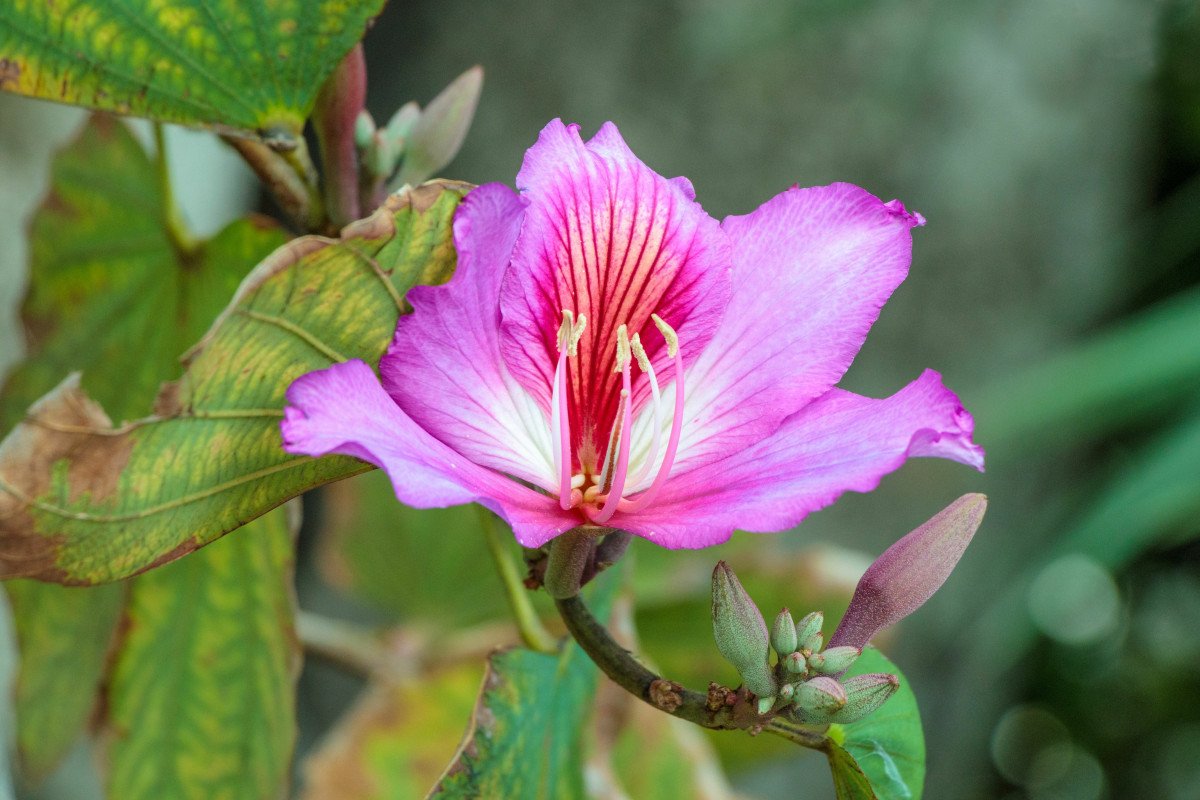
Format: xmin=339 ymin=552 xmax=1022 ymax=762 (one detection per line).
xmin=628 ymin=333 xmax=662 ymax=488
xmin=619 ymin=315 xmax=684 ymax=514
xmin=553 ymin=310 xmax=584 ymax=510
xmin=553 ymin=346 xmax=573 ymax=509
xmin=592 ymin=327 xmax=634 ymax=525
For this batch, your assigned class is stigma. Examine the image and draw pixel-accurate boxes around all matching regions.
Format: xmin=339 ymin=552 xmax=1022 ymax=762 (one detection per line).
xmin=549 ymin=310 xmax=685 ymax=523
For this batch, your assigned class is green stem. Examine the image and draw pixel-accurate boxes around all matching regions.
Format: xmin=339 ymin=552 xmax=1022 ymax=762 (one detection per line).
xmin=544 ymin=527 xmax=598 ymax=599
xmin=152 ymin=123 xmax=198 ymax=257
xmin=224 ymin=136 xmax=322 ymax=232
xmin=554 ymin=591 xmax=828 ymax=749
xmin=478 ymin=507 xmax=557 ymax=654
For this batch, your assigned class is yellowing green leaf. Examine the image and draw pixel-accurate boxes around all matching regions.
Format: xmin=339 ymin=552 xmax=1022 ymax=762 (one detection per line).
xmin=105 ymin=507 xmax=299 ymax=800
xmin=0 ymin=0 xmax=387 ymax=144
xmin=0 ymin=113 xmax=287 ymax=779
xmin=300 ymin=664 xmax=486 ymax=800
xmin=4 ymin=579 xmax=122 ymax=779
xmin=0 ymin=180 xmax=468 ymax=585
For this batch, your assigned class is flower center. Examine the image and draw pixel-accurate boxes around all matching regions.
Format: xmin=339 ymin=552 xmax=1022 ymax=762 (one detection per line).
xmin=550 ymin=310 xmax=685 ymax=523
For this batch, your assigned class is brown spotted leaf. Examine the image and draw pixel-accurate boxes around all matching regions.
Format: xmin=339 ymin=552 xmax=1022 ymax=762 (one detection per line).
xmin=0 ymin=173 xmax=468 ymax=584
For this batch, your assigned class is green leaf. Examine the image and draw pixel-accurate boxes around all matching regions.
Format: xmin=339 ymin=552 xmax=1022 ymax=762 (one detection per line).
xmin=318 ymin=471 xmax=533 ymax=627
xmin=300 ymin=663 xmax=486 ymax=800
xmin=0 ymin=179 xmax=469 ymax=584
xmin=105 ymin=506 xmax=299 ymax=800
xmin=0 ymin=0 xmax=386 ymax=144
xmin=4 ymin=579 xmax=123 ymax=779
xmin=429 ymin=569 xmax=621 ymax=800
xmin=832 ymin=647 xmax=925 ymax=800
xmin=974 ymin=287 xmax=1200 ymax=454
xmin=595 ymin=665 xmax=738 ymax=800
xmin=0 ymin=113 xmax=286 ymax=777
xmin=826 ymin=741 xmax=879 ymax=800
xmin=0 ymin=115 xmax=289 ymax=430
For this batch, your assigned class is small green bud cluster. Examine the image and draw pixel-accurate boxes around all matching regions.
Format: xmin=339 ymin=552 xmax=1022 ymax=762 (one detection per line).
xmin=712 ymin=561 xmax=900 ymax=725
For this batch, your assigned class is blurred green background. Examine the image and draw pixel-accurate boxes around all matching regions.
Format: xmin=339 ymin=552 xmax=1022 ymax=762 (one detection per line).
xmin=2 ymin=0 xmax=1199 ymax=798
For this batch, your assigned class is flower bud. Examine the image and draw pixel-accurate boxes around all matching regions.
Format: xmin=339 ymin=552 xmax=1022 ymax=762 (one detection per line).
xmin=771 ymin=608 xmax=798 ymax=656
xmin=783 ymin=651 xmax=808 ymax=676
xmin=354 ymin=111 xmax=376 ymax=149
xmin=779 ymin=682 xmax=796 ymax=702
xmin=794 ymin=676 xmax=847 ymax=719
xmin=828 ymin=673 xmax=901 ymax=724
xmin=795 ymin=611 xmax=824 ymax=648
xmin=757 ymin=695 xmax=777 ymax=715
xmin=829 ymin=494 xmax=986 ymax=650
xmin=712 ymin=561 xmax=777 ymax=699
xmin=808 ymin=646 xmax=861 ymax=676
xmin=801 ymin=630 xmax=824 ymax=655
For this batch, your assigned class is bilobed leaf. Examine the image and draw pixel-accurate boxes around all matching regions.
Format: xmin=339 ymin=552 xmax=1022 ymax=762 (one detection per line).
xmin=0 ymin=113 xmax=286 ymax=778
xmin=300 ymin=663 xmax=485 ymax=800
xmin=105 ymin=506 xmax=299 ymax=800
xmin=429 ymin=570 xmax=621 ymax=800
xmin=4 ymin=579 xmax=122 ymax=779
xmin=0 ymin=176 xmax=469 ymax=585
xmin=827 ymin=741 xmax=879 ymax=800
xmin=833 ymin=647 xmax=925 ymax=800
xmin=0 ymin=0 xmax=386 ymax=144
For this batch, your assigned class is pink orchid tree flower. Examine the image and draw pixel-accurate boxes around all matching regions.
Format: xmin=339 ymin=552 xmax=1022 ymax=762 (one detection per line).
xmin=281 ymin=119 xmax=985 ymax=549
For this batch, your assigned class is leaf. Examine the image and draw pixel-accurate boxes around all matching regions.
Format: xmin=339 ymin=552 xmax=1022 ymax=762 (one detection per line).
xmin=833 ymin=647 xmax=925 ymax=800
xmin=826 ymin=742 xmax=879 ymax=800
xmin=300 ymin=663 xmax=486 ymax=800
xmin=586 ymin=593 xmax=739 ymax=800
xmin=1 ymin=114 xmax=289 ymax=430
xmin=974 ymin=286 xmax=1200 ymax=454
xmin=317 ymin=472 xmax=547 ymax=627
xmin=429 ymin=570 xmax=621 ymax=800
xmin=4 ymin=579 xmax=123 ymax=779
xmin=104 ymin=506 xmax=300 ymax=800
xmin=1 ymin=113 xmax=286 ymax=777
xmin=392 ymin=67 xmax=484 ymax=189
xmin=0 ymin=180 xmax=470 ymax=584
xmin=0 ymin=0 xmax=387 ymax=145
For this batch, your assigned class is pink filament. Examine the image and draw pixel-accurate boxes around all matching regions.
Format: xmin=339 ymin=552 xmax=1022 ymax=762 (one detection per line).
xmin=618 ymin=349 xmax=684 ymax=514
xmin=553 ymin=347 xmax=574 ymax=510
xmin=591 ymin=355 xmax=634 ymax=525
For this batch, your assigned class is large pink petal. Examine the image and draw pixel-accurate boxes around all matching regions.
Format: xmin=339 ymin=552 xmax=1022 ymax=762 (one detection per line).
xmin=671 ymin=184 xmax=925 ymax=474
xmin=498 ymin=120 xmax=731 ymax=470
xmin=612 ymin=370 xmax=984 ymax=549
xmin=282 ymin=360 xmax=578 ymax=546
xmin=381 ymin=183 xmax=556 ymax=490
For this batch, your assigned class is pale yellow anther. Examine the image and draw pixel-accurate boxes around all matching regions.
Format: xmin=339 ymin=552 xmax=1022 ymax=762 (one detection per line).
xmin=557 ymin=309 xmax=575 ymax=352
xmin=651 ymin=314 xmax=679 ymax=358
xmin=569 ymin=314 xmax=587 ymax=357
xmin=630 ymin=333 xmax=653 ymax=374
xmin=613 ymin=325 xmax=631 ymax=373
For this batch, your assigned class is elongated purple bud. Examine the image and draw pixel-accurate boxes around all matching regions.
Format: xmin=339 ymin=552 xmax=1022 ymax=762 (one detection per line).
xmin=712 ymin=561 xmax=777 ymax=698
xmin=829 ymin=494 xmax=987 ymax=650
xmin=828 ymin=673 xmax=901 ymax=724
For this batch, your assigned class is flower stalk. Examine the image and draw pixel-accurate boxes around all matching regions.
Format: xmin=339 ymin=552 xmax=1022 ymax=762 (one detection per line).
xmin=478 ymin=507 xmax=557 ymax=654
